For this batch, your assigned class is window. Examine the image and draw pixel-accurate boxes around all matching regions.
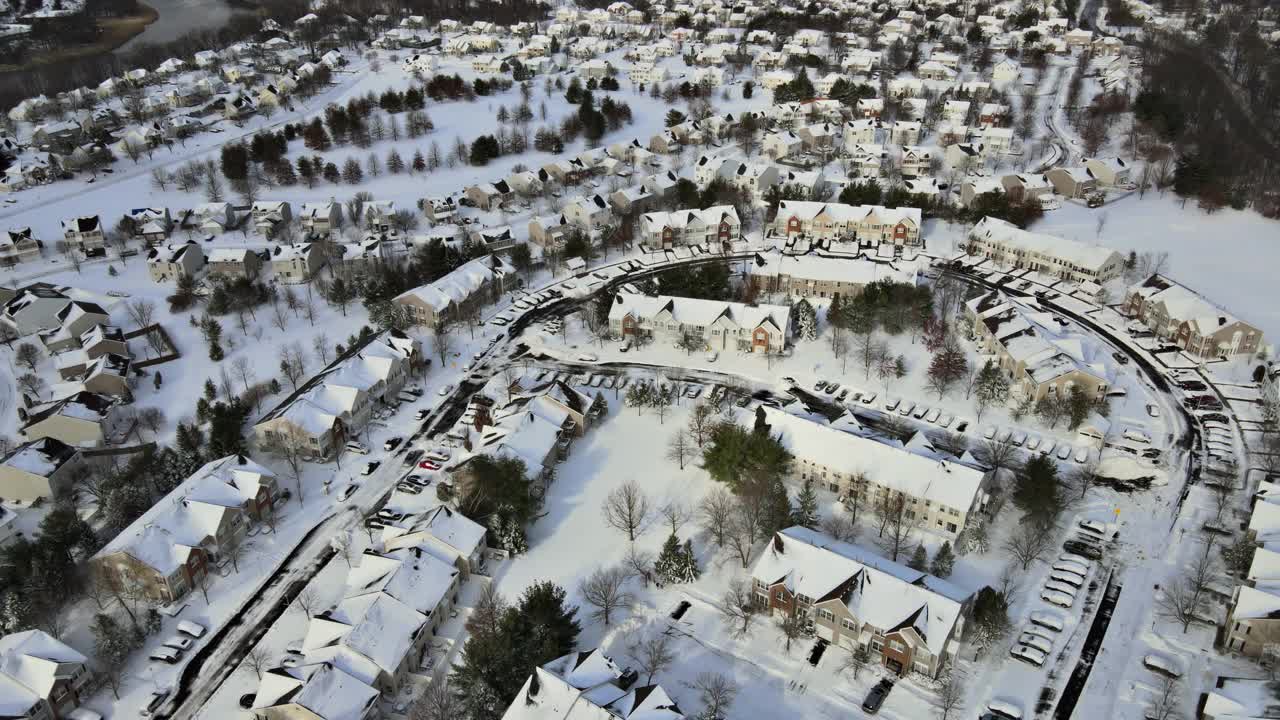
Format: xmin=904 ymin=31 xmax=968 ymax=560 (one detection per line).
xmin=817 ymin=609 xmax=835 ymax=622
xmin=841 ymin=618 xmax=857 ymax=632
xmin=795 ymin=593 xmax=812 ymax=605
xmin=889 ymin=639 xmax=906 ymax=653
xmin=775 ymin=591 xmax=786 ymax=602
xmin=870 ymin=639 xmax=883 ymax=652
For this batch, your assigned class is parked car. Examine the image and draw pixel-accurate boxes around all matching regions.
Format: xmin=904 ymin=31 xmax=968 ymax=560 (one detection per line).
xmin=860 ymin=391 xmax=877 ymax=405
xmin=177 ymin=620 xmax=207 ymax=639
xmin=1110 ymin=351 xmax=1130 ymax=365
xmin=899 ymin=402 xmax=915 ymax=417
xmin=1029 ymin=611 xmax=1064 ymax=633
xmin=578 ymin=353 xmax=598 ymax=362
xmin=397 ymin=482 xmax=424 ymax=494
xmin=982 ymin=698 xmax=1025 ymax=720
xmin=1044 ymin=579 xmax=1080 ymax=596
xmin=1143 ymin=653 xmax=1182 ymax=678
xmin=1123 ymin=430 xmax=1152 ymax=444
xmin=836 ymin=388 xmax=850 ymax=401
xmin=425 ymin=449 xmax=451 ymax=463
xmin=418 ymin=460 xmax=442 ymax=471
xmin=1010 ymin=643 xmax=1047 ymax=666
xmin=1017 ymin=633 xmax=1053 ymax=654
xmin=150 ymin=647 xmax=182 ymax=664
xmin=338 ymin=483 xmax=358 ymax=502
xmin=861 ymin=679 xmax=892 ymax=714
xmin=361 ymin=461 xmax=381 ymax=476
xmin=1049 ymin=572 xmax=1085 ymax=589
xmin=163 ymin=636 xmax=193 ymax=652
xmin=1041 ymin=590 xmax=1074 ymax=608
xmin=141 ymin=690 xmax=172 ymax=718
xmin=1053 ymin=561 xmax=1089 ymax=578
xmin=1062 ymin=539 xmax=1103 ymax=560
xmin=345 ymin=441 xmax=370 ymax=455
xmin=1078 ymin=519 xmax=1107 ymax=536
xmin=438 ymin=383 xmax=455 ymax=397
xmin=1055 ymin=444 xmax=1072 ymax=460
xmin=383 ymin=437 xmax=403 ymax=451
xmin=415 ymin=408 xmax=431 ymax=421
xmin=705 ymin=351 xmax=718 ymax=362
xmin=403 ymin=449 xmax=423 ymax=467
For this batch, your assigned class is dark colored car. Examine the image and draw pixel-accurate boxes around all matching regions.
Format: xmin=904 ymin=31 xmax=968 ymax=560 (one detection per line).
xmin=1062 ymin=539 xmax=1103 ymax=560
xmin=403 ymin=449 xmax=423 ymax=467
xmin=862 ymin=679 xmax=892 ymax=714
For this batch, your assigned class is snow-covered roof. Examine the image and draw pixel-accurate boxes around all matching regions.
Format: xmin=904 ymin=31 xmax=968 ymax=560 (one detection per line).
xmin=305 ymin=591 xmax=425 ymax=684
xmin=640 ymin=205 xmax=739 ymax=235
xmin=1201 ymin=676 xmax=1280 ymax=720
xmin=760 ymin=406 xmax=986 ymax=511
xmin=503 ymin=648 xmax=685 ymax=720
xmin=1128 ymin=274 xmax=1254 ymax=337
xmin=971 ymin=217 xmax=1121 ymax=273
xmin=0 ymin=630 xmax=86 ymax=715
xmin=776 ymin=200 xmax=921 ymax=228
xmin=751 ymin=527 xmax=969 ymax=656
xmin=345 ymin=548 xmax=458 ymax=617
xmin=253 ymin=662 xmax=379 ymax=718
xmin=608 ymin=294 xmax=790 ymax=335
xmin=0 ymin=437 xmax=76 ymax=477
xmin=751 ymin=251 xmax=920 ymax=286
xmin=1233 ymin=585 xmax=1280 ymax=621
xmin=394 ymin=254 xmax=514 ymax=312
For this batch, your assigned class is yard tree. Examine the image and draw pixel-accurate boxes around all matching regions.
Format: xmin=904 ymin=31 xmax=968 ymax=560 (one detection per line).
xmin=15 ymin=342 xmax=40 ymax=371
xmin=968 ymin=586 xmax=1011 ymax=655
xmin=720 ymin=579 xmax=757 ymax=637
xmin=931 ymin=541 xmax=956 ymax=577
xmin=91 ymin=613 xmax=135 ymax=699
xmin=926 ymin=343 xmax=968 ymax=398
xmin=777 ymin=613 xmax=806 ymax=653
xmin=692 ymin=671 xmax=738 ymax=720
xmin=629 ymin=631 xmax=676 ymax=686
xmin=1013 ymin=454 xmax=1064 ymax=528
xmin=602 ymin=479 xmax=651 ymax=542
xmin=793 ymin=298 xmax=818 ymax=341
xmin=907 ymin=543 xmax=928 ymax=571
xmin=654 ymin=534 xmax=699 ymax=585
xmin=790 ymin=477 xmax=820 ymax=529
xmin=579 ymin=566 xmax=633 ymax=626
xmin=697 ymin=487 xmax=735 ymax=546
xmin=687 ymin=402 xmax=717 ymax=447
xmin=875 ymin=494 xmax=917 ymax=561
xmin=1003 ymin=523 xmax=1052 ymax=570
xmin=973 ymin=360 xmax=1009 ymax=420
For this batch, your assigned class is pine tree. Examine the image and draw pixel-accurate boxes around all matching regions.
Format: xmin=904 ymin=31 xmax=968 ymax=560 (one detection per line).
xmin=654 ymin=533 xmax=683 ymax=585
xmin=794 ymin=298 xmax=818 ymax=341
xmin=791 ymin=477 xmax=820 ymax=529
xmin=412 ymin=149 xmax=426 ymax=173
xmin=678 ymin=539 xmax=700 ymax=583
xmin=931 ymin=541 xmax=955 ymax=577
xmin=386 ymin=150 xmax=405 ymax=174
xmin=907 ymin=544 xmax=928 ymax=572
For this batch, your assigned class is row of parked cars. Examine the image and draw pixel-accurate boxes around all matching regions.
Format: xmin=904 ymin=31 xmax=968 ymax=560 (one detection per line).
xmin=804 ymin=379 xmax=973 ymax=433
xmin=982 ymin=425 xmax=1093 ymax=465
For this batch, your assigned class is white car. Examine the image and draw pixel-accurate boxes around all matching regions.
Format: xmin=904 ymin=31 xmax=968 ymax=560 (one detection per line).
xmin=1078 ymin=519 xmax=1107 ymax=536
xmin=163 ymin=636 xmax=193 ymax=652
xmin=577 ymin=353 xmax=598 ymax=362
xmin=1042 ymin=590 xmax=1074 ymax=608
xmin=985 ymin=699 xmax=1024 ymax=720
xmin=1026 ymin=435 xmax=1042 ymax=451
xmin=983 ymin=425 xmax=998 ymax=440
xmin=1053 ymin=561 xmax=1089 ymax=578
xmin=1146 ymin=404 xmax=1160 ymax=418
xmin=1056 ymin=445 xmax=1072 ymax=460
xmin=177 ymin=620 xmax=207 ymax=639
xmin=1010 ymin=644 xmax=1047 ymax=667
xmin=1017 ymin=632 xmax=1053 ymax=654
xmin=1048 ymin=572 xmax=1085 ymax=589
xmin=338 ymin=483 xmax=358 ymax=502
xmin=438 ymin=383 xmax=455 ymax=397
xmin=345 ymin=441 xmax=369 ymax=455
xmin=1045 ymin=580 xmax=1078 ymax=596
xmin=705 ymin=351 xmax=718 ymax=362
xmin=1029 ymin=611 xmax=1064 ymax=633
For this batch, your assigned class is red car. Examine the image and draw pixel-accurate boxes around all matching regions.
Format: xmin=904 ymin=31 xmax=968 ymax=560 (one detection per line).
xmin=418 ymin=460 xmax=441 ymax=470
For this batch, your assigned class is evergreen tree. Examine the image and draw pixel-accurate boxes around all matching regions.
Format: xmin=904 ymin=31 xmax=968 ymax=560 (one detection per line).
xmin=907 ymin=544 xmax=928 ymax=572
xmin=654 ymin=533 xmax=683 ymax=585
xmin=793 ymin=298 xmax=818 ymax=341
xmin=931 ymin=541 xmax=955 ymax=577
xmin=412 ymin=149 xmax=426 ymax=173
xmin=791 ymin=477 xmax=820 ymax=529
xmin=1013 ymin=454 xmax=1064 ymax=528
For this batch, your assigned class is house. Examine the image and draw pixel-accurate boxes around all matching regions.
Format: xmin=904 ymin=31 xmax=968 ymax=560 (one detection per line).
xmin=529 ymin=214 xmax=573 ymax=251
xmin=193 ymin=202 xmax=236 ymax=234
xmin=299 ymin=201 xmax=341 ymax=234
xmin=846 ymin=143 xmax=886 ymax=177
xmin=975 ymin=127 xmax=1013 ymax=156
xmin=506 ymin=170 xmax=546 ymax=197
xmin=762 ymin=131 xmax=804 ymax=161
xmin=992 ymin=59 xmax=1021 ymax=85
xmin=900 ymin=145 xmax=933 ymax=177
xmin=91 ymin=454 xmax=279 ymax=602
xmin=1083 ymin=156 xmax=1131 ymax=186
xmin=798 ymin=122 xmax=838 ymax=152
xmin=394 ymin=255 xmax=516 ymax=329
xmin=206 ymin=247 xmax=265 ymax=280
xmin=960 ymin=176 xmax=1005 ymax=207
xmin=334 ymin=237 xmax=392 ymax=275
xmin=130 ymin=207 xmax=173 ymax=244
xmin=382 ymin=505 xmax=488 ymax=577
xmin=966 ymin=292 xmax=1112 ymax=403
xmin=465 ymin=179 xmax=515 ymax=211
xmin=763 ymin=406 xmax=989 ymax=535
xmin=1046 ymin=166 xmax=1097 ymax=199
xmin=255 ymin=331 xmax=422 ymax=459
xmin=773 ymin=201 xmax=922 ymax=247
xmin=945 ymin=142 xmax=985 ymax=170
xmin=502 ymin=648 xmax=686 ymax=720
xmin=251 ymin=200 xmax=293 ymax=236
xmin=967 ymin=216 xmax=1125 ymax=284
xmin=60 ymin=216 xmax=104 ymax=251
xmin=0 ymin=438 xmax=81 ymax=504
xmin=147 ymin=241 xmax=205 ymax=282
xmin=0 ymin=630 xmax=94 ymax=720
xmin=249 ymin=664 xmax=378 ymax=720
xmin=608 ymin=186 xmax=654 ymax=215
xmin=0 ymin=228 xmax=40 ymax=266
xmin=19 ymin=391 xmax=122 ymax=448
xmin=3 ymin=284 xmax=73 ymax=337
xmin=855 ymin=97 xmax=884 ymax=118
xmin=39 ymin=300 xmax=110 ymax=352
xmin=1001 ymin=173 xmax=1055 ymax=202
xmin=609 ymin=293 xmax=791 ymax=354
xmin=562 ymin=194 xmax=613 ymax=233
xmin=270 ymin=243 xmax=325 ymax=284
xmin=73 ymin=353 xmax=134 ymax=399
xmin=640 ymin=206 xmax=740 ymax=248
xmin=917 ymin=60 xmax=957 ymax=81
xmin=761 ymin=69 xmax=796 ymax=90
xmin=422 ymin=197 xmax=457 ymax=224
xmin=749 ymin=251 xmax=919 ymax=300
xmin=844 ymin=118 xmax=880 ymax=146
xmin=52 ymin=325 xmax=128 ymax=379
xmin=1124 ymin=274 xmax=1264 ymax=359
xmin=1223 ymin=585 xmax=1280 ymax=659
xmin=751 ymin=526 xmax=972 ymax=678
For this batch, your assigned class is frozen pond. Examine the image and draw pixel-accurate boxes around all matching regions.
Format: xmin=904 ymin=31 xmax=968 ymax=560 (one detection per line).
xmin=115 ymin=0 xmax=241 ymax=51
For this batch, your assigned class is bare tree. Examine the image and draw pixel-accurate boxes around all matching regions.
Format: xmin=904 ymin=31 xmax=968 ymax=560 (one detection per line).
xmin=125 ymin=299 xmax=156 ymax=330
xmin=820 ymin=513 xmax=857 ymax=542
xmin=666 ymin=431 xmax=694 ymax=470
xmin=312 ymin=332 xmax=331 ymax=365
xmin=138 ymin=407 xmax=165 ymax=437
xmin=1159 ymin=538 xmax=1220 ymax=633
xmin=659 ymin=499 xmax=690 ymax=536
xmin=241 ymin=645 xmax=272 ymax=679
xmin=698 ymin=487 xmax=735 ymax=546
xmin=629 ymin=631 xmax=676 ymax=684
xmin=17 ymin=373 xmax=44 ymax=397
xmin=777 ymin=613 xmax=805 ymax=653
xmin=279 ymin=343 xmax=307 ymax=390
xmin=720 ymin=579 xmax=757 ymax=637
xmin=271 ymin=298 xmax=290 ymax=332
xmin=874 ymin=494 xmax=918 ymax=561
xmin=602 ymin=480 xmax=651 ymax=541
xmin=981 ymin=436 xmax=1019 ymax=474
xmin=232 ymin=356 xmax=255 ymax=395
xmin=687 ymin=402 xmax=716 ymax=447
xmin=936 ymin=669 xmax=966 ymax=720
xmin=1003 ymin=523 xmax=1053 ymax=570
xmin=579 ymin=566 xmax=634 ymax=626
xmin=410 ymin=678 xmax=464 ymax=720
xmin=622 ymin=545 xmax=654 ymax=587
xmin=15 ymin=342 xmax=41 ymax=371
xmin=839 ymin=642 xmax=870 ymax=679
xmin=688 ymin=672 xmax=738 ymax=720
xmin=1147 ymin=674 xmax=1184 ymax=720
xmin=294 ymin=587 xmax=322 ymax=618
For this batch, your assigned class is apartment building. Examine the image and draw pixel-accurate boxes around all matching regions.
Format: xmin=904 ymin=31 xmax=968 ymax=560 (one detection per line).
xmin=966 ymin=217 xmax=1125 ymax=284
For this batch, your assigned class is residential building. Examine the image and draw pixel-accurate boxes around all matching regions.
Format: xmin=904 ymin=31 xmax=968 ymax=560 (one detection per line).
xmin=254 ymin=331 xmax=422 ymax=459
xmin=193 ymin=202 xmax=236 ymax=234
xmin=465 ymin=179 xmax=515 ymax=211
xmin=60 ymin=216 xmax=104 ymax=251
xmin=250 ymin=200 xmax=292 ymax=236
xmin=1224 ymin=585 xmax=1280 ymax=658
xmin=0 ymin=227 xmax=40 ymax=266
xmin=91 ymin=454 xmax=280 ymax=602
xmin=0 ymin=438 xmax=81 ymax=504
xmin=502 ymin=648 xmax=686 ymax=720
xmin=562 ymin=194 xmax=613 ymax=233
xmin=394 ymin=254 xmax=515 ymax=329
xmin=1124 ymin=274 xmax=1264 ymax=359
xmin=1045 ymin=166 xmax=1097 ymax=199
xmin=206 ymin=247 xmax=265 ymax=280
xmin=1200 ymin=676 xmax=1280 ymax=720
xmin=529 ymin=214 xmax=573 ymax=251
xmin=2 ymin=283 xmax=74 ymax=336
xmin=773 ymin=201 xmax=923 ymax=247
xmin=639 ymin=206 xmax=740 ymax=248
xmin=751 ymin=526 xmax=971 ymax=678
xmin=0 ymin=630 xmax=94 ymax=720
xmin=38 ymin=300 xmax=111 ymax=353
xmin=270 ymin=243 xmax=325 ymax=284
xmin=1001 ymin=173 xmax=1055 ymax=202
xmin=966 ymin=292 xmax=1112 ymax=403
xmin=966 ymin=216 xmax=1125 ymax=284
xmin=609 ymin=293 xmax=791 ymax=354
xmin=19 ymin=391 xmax=122 ymax=448
xmin=382 ymin=505 xmax=489 ymax=578
xmin=1083 ymin=156 xmax=1131 ymax=186
xmin=299 ymin=201 xmax=341 ymax=234
xmin=763 ymin=130 xmax=805 ymax=160
xmin=749 ymin=251 xmax=920 ymax=300
xmin=146 ymin=241 xmax=205 ymax=282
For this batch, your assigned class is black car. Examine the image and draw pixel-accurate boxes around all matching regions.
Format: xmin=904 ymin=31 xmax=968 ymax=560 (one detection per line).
xmin=1062 ymin=539 xmax=1104 ymax=560
xmin=240 ymin=693 xmax=256 ymax=709
xmin=862 ymin=679 xmax=892 ymax=714
xmin=1110 ymin=351 xmax=1129 ymax=365
xmin=383 ymin=437 xmax=403 ymax=452
xmin=403 ymin=449 xmax=423 ymax=467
